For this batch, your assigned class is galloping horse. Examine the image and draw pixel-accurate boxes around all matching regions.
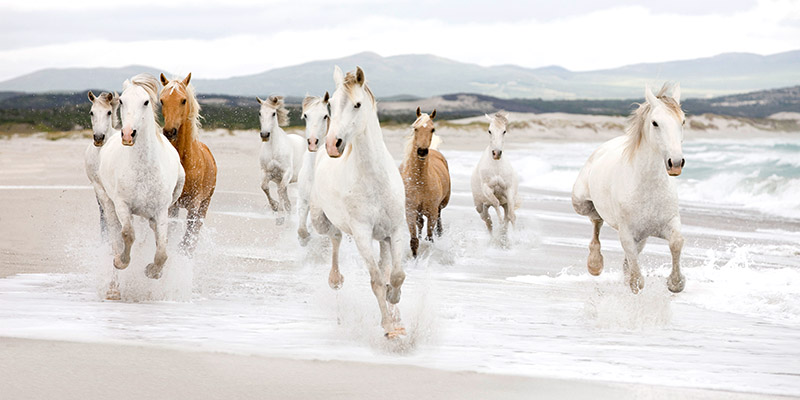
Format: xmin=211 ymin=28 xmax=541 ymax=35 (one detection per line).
xmin=297 ymin=92 xmax=329 ymax=243
xmin=471 ymin=111 xmax=520 ymax=235
xmin=97 ymin=74 xmax=184 ymax=298
xmin=311 ymin=66 xmax=407 ymax=337
xmin=400 ymin=107 xmax=451 ymax=257
xmin=572 ymin=83 xmax=686 ymax=294
xmin=159 ymin=73 xmax=217 ymax=254
xmin=85 ymin=90 xmax=119 ymax=238
xmin=256 ymin=95 xmax=306 ymax=225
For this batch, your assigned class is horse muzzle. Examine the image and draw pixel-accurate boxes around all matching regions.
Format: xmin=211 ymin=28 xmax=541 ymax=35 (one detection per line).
xmin=121 ymin=128 xmax=136 ymax=146
xmin=163 ymin=127 xmax=178 ymax=141
xmin=492 ymin=149 xmax=503 ymax=160
xmin=326 ymin=136 xmax=344 ymax=158
xmin=666 ymin=157 xmax=685 ymax=176
xmin=417 ymin=148 xmax=429 ymax=158
xmin=261 ymin=131 xmax=271 ymax=142
xmin=93 ymin=133 xmax=105 ymax=147
xmin=308 ymin=138 xmax=319 ymax=152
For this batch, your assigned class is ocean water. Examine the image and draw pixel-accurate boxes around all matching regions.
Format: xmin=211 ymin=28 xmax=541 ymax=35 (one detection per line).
xmin=0 ymin=137 xmax=798 ymax=395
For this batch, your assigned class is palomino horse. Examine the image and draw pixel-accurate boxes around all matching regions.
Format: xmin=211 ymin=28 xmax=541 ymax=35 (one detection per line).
xmin=96 ymin=74 xmax=184 ymax=298
xmin=572 ymin=83 xmax=686 ymax=294
xmin=297 ymin=92 xmax=330 ymax=243
xmin=311 ymin=66 xmax=407 ymax=337
xmin=159 ymin=73 xmax=217 ymax=253
xmin=85 ymin=90 xmax=119 ymax=238
xmin=400 ymin=107 xmax=451 ymax=257
xmin=471 ymin=111 xmax=520 ymax=235
xmin=256 ymin=95 xmax=305 ymax=225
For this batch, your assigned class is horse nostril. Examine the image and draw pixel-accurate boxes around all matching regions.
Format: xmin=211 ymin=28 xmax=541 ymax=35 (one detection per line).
xmin=307 ymin=139 xmax=311 ymax=145
xmin=668 ymin=159 xmax=673 ymax=168
xmin=315 ymin=139 xmax=319 ymax=145
xmin=681 ymin=158 xmax=685 ymax=168
xmin=336 ymin=138 xmax=342 ymax=148
xmin=171 ymin=128 xmax=177 ymax=136
xmin=131 ymin=130 xmax=137 ymax=138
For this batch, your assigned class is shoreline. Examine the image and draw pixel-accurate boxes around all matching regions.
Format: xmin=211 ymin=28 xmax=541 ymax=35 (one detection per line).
xmin=0 ymin=336 xmax=791 ymax=400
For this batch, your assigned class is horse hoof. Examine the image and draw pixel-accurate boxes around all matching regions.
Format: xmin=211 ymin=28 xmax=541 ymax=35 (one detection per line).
xmin=386 ymin=284 xmax=402 ymax=305
xmin=113 ymin=256 xmax=129 ymax=270
xmin=105 ymin=288 xmax=121 ymax=301
xmin=145 ymin=263 xmax=163 ymax=280
xmin=385 ymin=327 xmax=407 ymax=339
xmin=587 ymin=253 xmax=604 ymax=276
xmin=668 ymin=273 xmax=686 ymax=293
xmin=328 ymin=272 xmax=344 ymax=290
xmin=629 ymin=276 xmax=645 ymax=294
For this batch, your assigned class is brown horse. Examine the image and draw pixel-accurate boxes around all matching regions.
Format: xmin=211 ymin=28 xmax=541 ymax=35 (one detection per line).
xmin=159 ymin=72 xmax=217 ymax=254
xmin=399 ymin=107 xmax=451 ymax=257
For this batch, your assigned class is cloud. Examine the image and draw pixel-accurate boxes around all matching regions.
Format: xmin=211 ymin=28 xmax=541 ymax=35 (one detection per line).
xmin=0 ymin=0 xmax=797 ymax=81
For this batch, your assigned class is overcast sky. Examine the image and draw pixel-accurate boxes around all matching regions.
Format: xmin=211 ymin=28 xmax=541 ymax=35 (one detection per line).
xmin=0 ymin=0 xmax=798 ymax=81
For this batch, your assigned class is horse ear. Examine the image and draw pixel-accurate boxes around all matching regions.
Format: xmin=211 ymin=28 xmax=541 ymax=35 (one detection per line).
xmin=256 ymin=96 xmax=264 ymax=104
xmin=416 ymin=107 xmax=421 ymax=118
xmin=87 ymin=91 xmax=95 ymax=102
xmin=160 ymin=73 xmax=169 ymax=87
xmin=430 ymin=109 xmax=437 ymax=120
xmin=183 ymin=72 xmax=192 ymax=86
xmin=323 ymin=91 xmax=330 ymax=104
xmin=111 ymin=91 xmax=120 ymax=106
xmin=333 ymin=66 xmax=344 ymax=87
xmin=104 ymin=92 xmax=113 ymax=102
xmin=644 ymin=84 xmax=659 ymax=106
xmin=355 ymin=66 xmax=365 ymax=86
xmin=484 ymin=113 xmax=492 ymax=121
xmin=671 ymin=83 xmax=681 ymax=104
xmin=123 ymin=79 xmax=131 ymax=90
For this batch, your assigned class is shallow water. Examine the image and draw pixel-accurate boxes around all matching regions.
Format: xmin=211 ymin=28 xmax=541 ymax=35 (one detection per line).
xmin=1 ymin=137 xmax=799 ymax=396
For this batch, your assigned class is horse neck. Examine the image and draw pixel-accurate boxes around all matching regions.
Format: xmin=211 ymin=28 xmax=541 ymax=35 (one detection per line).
xmin=175 ymin=118 xmax=197 ymax=159
xmin=268 ymin=125 xmax=289 ymax=146
xmin=349 ymin=115 xmax=391 ymax=173
xmin=629 ymin=139 xmax=667 ymax=185
xmin=131 ymin=118 xmax=160 ymax=157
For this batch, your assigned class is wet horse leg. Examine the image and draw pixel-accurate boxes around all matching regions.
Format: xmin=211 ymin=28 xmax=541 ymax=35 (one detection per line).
xmin=181 ymin=197 xmax=210 ymax=255
xmin=662 ymin=218 xmax=686 ymax=293
xmin=145 ymin=210 xmax=169 ymax=279
xmin=407 ymin=208 xmax=420 ymax=257
xmin=113 ymin=204 xmax=134 ymax=271
xmin=477 ymin=203 xmax=492 ymax=233
xmin=588 ymin=218 xmax=604 ymax=276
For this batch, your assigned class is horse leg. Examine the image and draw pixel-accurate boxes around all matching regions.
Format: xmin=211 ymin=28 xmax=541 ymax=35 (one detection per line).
xmin=386 ymin=231 xmax=407 ymax=336
xmin=95 ymin=194 xmax=108 ymax=241
xmin=619 ymin=228 xmax=645 ymax=294
xmin=328 ymin=229 xmax=344 ymax=289
xmin=425 ymin=208 xmax=439 ymax=242
xmin=477 ymin=204 xmax=493 ymax=233
xmin=182 ymin=198 xmax=210 ymax=255
xmin=276 ymin=178 xmax=291 ymax=226
xmin=261 ymin=179 xmax=279 ymax=213
xmin=435 ymin=203 xmax=444 ymax=237
xmin=662 ymin=218 xmax=686 ymax=293
xmin=296 ymin=197 xmax=311 ymax=245
xmin=145 ymin=210 xmax=169 ymax=279
xmin=350 ymin=229 xmax=395 ymax=335
xmin=588 ymin=218 xmax=604 ymax=276
xmin=407 ymin=209 xmax=419 ymax=257
xmin=112 ymin=205 xmax=134 ymax=270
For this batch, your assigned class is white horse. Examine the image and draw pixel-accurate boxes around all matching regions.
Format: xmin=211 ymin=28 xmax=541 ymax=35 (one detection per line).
xmin=96 ymin=74 xmax=185 ymax=297
xmin=296 ymin=92 xmax=329 ymax=243
xmin=311 ymin=66 xmax=407 ymax=337
xmin=471 ymin=111 xmax=520 ymax=235
xmin=256 ymin=95 xmax=305 ymax=225
xmin=572 ymin=83 xmax=686 ymax=294
xmin=85 ymin=90 xmax=120 ymax=238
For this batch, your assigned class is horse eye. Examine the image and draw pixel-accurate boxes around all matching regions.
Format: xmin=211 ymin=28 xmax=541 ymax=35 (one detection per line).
xmin=682 ymin=120 xmax=686 ymax=125
xmin=107 ymin=111 xmax=112 ymax=116
xmin=303 ymin=114 xmax=307 ymax=119
xmin=487 ymin=130 xmax=491 ymax=134
xmin=273 ymin=112 xmax=276 ymax=117
xmin=354 ymin=102 xmax=361 ymax=109
xmin=431 ymin=128 xmax=436 ymax=133
xmin=89 ymin=111 xmax=93 ymax=116
xmin=503 ymin=130 xmax=507 ymax=134
xmin=144 ymin=100 xmax=149 ymax=106
xmin=160 ymin=99 xmax=163 ymax=104
xmin=118 ymin=100 xmax=122 ymax=105
xmin=323 ymin=115 xmax=328 ymax=120
xmin=652 ymin=121 xmax=658 ymax=127
xmin=181 ymin=99 xmax=186 ymax=105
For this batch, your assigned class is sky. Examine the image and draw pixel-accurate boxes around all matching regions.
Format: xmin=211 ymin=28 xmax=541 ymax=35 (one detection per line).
xmin=0 ymin=0 xmax=798 ymax=81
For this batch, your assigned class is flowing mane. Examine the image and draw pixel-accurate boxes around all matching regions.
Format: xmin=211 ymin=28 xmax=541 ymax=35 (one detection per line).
xmin=125 ymin=73 xmax=161 ymax=115
xmin=489 ymin=111 xmax=509 ymax=129
xmin=164 ymin=78 xmax=202 ymax=138
xmin=403 ymin=113 xmax=441 ymax=161
xmin=302 ymin=95 xmax=324 ymax=113
xmin=342 ymin=71 xmax=377 ymax=109
xmin=624 ymin=83 xmax=684 ymax=159
xmin=264 ymin=95 xmax=290 ymax=126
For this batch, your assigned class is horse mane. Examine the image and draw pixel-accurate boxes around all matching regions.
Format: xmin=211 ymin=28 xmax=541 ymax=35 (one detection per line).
xmin=126 ymin=73 xmax=160 ymax=115
xmin=624 ymin=83 xmax=684 ymax=160
xmin=164 ymin=78 xmax=202 ymax=138
xmin=403 ymin=113 xmax=442 ymax=161
xmin=343 ymin=71 xmax=377 ymax=109
xmin=302 ymin=95 xmax=325 ymax=114
xmin=265 ymin=95 xmax=290 ymax=126
xmin=490 ymin=111 xmax=509 ymax=128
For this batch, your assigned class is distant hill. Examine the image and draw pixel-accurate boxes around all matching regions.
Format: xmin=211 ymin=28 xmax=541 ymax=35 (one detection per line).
xmin=1 ymin=85 xmax=797 ymax=133
xmin=1 ymin=51 xmax=799 ymax=99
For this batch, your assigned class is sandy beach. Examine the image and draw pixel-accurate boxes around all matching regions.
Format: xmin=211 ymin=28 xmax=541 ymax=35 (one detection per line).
xmin=1 ymin=119 xmax=799 ymax=399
